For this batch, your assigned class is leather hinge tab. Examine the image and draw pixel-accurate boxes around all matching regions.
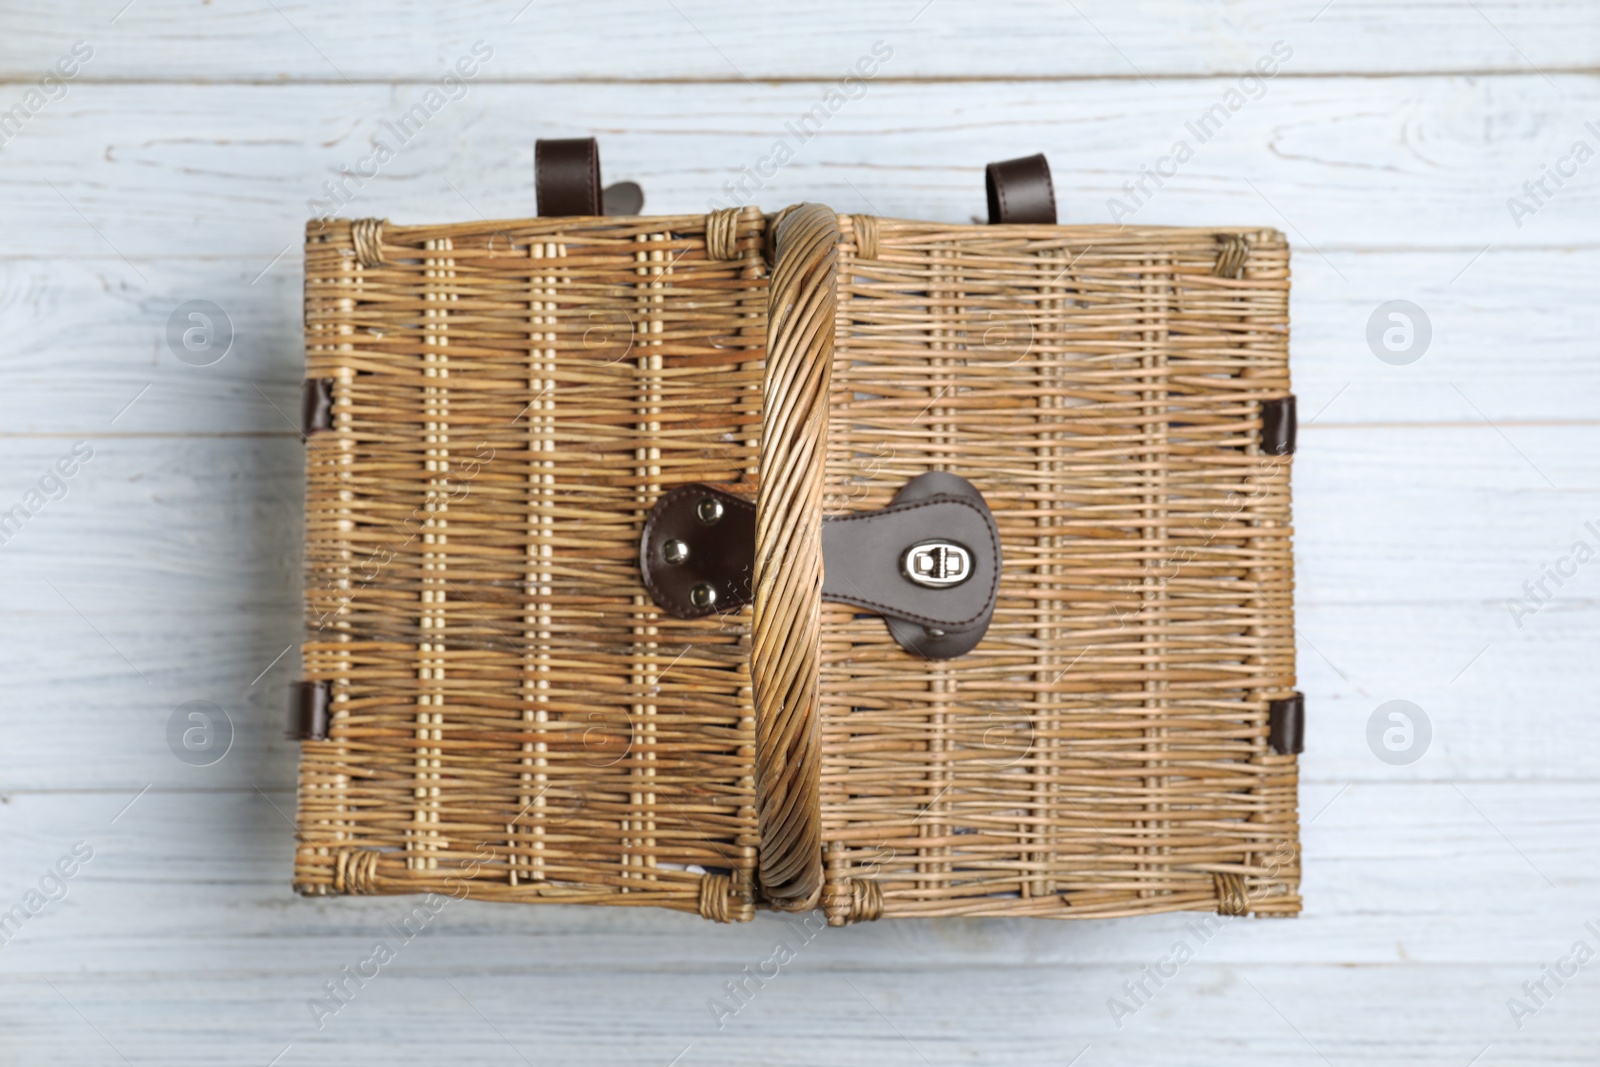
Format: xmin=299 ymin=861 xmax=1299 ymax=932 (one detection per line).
xmin=536 ymin=137 xmax=601 ymax=217
xmin=302 ymin=378 xmax=334 ymax=437
xmin=290 ymin=680 xmax=331 ymax=741
xmin=1268 ymin=691 xmax=1305 ymax=755
xmin=1261 ymin=394 xmax=1297 ymax=456
xmin=639 ymin=485 xmax=757 ymax=619
xmin=985 ymin=153 xmax=1057 ymax=225
xmin=536 ymin=137 xmax=645 ymax=217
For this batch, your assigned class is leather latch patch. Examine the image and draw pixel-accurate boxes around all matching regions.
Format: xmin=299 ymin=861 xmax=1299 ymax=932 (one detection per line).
xmin=639 ymin=485 xmax=757 ymax=619
xmin=820 ymin=472 xmax=1001 ymax=660
xmin=640 ymin=472 xmax=1002 ymax=660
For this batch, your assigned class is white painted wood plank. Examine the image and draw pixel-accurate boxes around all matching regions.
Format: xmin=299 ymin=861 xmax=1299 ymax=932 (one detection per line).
xmin=0 ymin=258 xmax=303 ymax=435
xmin=3 ymin=965 xmax=1595 ymax=1066
xmin=1292 ymin=424 xmax=1599 ymax=605
xmin=1291 ymin=248 xmax=1600 ymax=426
xmin=0 ymin=9 xmax=1594 ymax=1061
xmin=2 ymin=246 xmax=1596 ymax=435
xmin=1 ymin=77 xmax=1595 ymax=262
xmin=6 ymin=967 xmax=1596 ymax=1067
xmin=4 ymin=1 xmax=1596 ymax=80
xmin=0 ymin=436 xmax=303 ymax=615
xmin=0 ymin=785 xmax=1594 ymax=1063
xmin=11 ymin=967 xmax=1592 ymax=1067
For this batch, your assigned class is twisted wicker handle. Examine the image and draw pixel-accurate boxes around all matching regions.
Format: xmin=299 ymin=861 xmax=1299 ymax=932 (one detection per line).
xmin=753 ymin=204 xmax=838 ymax=910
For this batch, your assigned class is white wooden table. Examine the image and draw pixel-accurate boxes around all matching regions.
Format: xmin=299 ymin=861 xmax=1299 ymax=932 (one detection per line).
xmin=2 ymin=3 xmax=1597 ymax=1063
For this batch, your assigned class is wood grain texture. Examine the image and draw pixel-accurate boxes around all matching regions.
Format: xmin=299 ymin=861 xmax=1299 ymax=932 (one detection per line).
xmin=2 ymin=1 xmax=1598 ymax=1061
xmin=3 ymin=1 xmax=1597 ymax=80
xmin=2 ymin=77 xmax=1597 ymax=260
xmin=0 ymin=785 xmax=1595 ymax=1062
xmin=0 ymin=258 xmax=304 ymax=434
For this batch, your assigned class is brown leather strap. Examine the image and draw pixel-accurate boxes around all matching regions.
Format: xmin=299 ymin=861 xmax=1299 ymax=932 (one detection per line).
xmin=536 ymin=137 xmax=602 ymax=217
xmin=985 ymin=153 xmax=1057 ymax=225
xmin=301 ymin=378 xmax=334 ymax=437
xmin=289 ymin=680 xmax=331 ymax=741
xmin=1268 ymin=692 xmax=1305 ymax=755
xmin=1261 ymin=395 xmax=1297 ymax=455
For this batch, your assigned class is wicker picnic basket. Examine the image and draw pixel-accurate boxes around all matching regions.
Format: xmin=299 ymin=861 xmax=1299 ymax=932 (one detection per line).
xmin=291 ymin=143 xmax=1303 ymax=924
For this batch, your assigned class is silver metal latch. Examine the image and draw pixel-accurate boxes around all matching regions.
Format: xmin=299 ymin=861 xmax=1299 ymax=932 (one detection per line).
xmin=902 ymin=540 xmax=973 ymax=588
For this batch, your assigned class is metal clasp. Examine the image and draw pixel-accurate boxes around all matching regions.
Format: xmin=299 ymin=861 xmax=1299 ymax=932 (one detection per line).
xmin=901 ymin=540 xmax=972 ymax=588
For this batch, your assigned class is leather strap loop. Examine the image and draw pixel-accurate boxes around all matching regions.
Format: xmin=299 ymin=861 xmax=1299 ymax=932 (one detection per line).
xmin=1261 ymin=395 xmax=1297 ymax=456
xmin=536 ymin=137 xmax=602 ymax=217
xmin=301 ymin=378 xmax=334 ymax=438
xmin=985 ymin=153 xmax=1057 ymax=225
xmin=288 ymin=680 xmax=331 ymax=741
xmin=1268 ymin=692 xmax=1306 ymax=755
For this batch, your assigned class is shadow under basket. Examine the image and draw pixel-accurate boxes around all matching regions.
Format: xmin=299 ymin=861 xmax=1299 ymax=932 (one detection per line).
xmin=291 ymin=203 xmax=1302 ymax=925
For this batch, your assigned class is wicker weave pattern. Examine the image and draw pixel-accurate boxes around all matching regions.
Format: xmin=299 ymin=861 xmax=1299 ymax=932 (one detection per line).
xmin=752 ymin=205 xmax=838 ymax=910
xmin=817 ymin=219 xmax=1299 ymax=922
xmin=292 ymin=207 xmax=1300 ymax=926
xmin=295 ymin=211 xmax=767 ymax=919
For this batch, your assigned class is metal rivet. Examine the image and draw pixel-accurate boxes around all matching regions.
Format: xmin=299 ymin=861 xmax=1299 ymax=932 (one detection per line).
xmin=690 ymin=583 xmax=718 ymax=609
xmin=662 ymin=539 xmax=689 ymax=565
xmin=696 ymin=498 xmax=724 ymax=525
